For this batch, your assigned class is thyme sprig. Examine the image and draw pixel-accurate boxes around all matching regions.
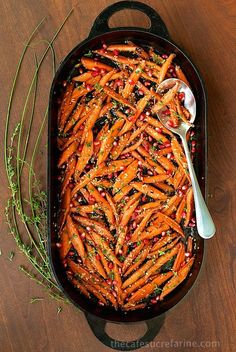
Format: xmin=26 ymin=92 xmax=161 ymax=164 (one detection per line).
xmin=4 ymin=11 xmax=74 ymax=306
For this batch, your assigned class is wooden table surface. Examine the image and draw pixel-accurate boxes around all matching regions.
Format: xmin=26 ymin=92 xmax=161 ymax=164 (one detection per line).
xmin=0 ymin=1 xmax=235 ymax=351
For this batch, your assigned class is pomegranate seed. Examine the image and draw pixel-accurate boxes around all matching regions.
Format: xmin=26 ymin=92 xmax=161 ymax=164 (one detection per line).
xmin=145 ymin=110 xmax=151 ymax=116
xmin=63 ymin=262 xmax=67 ymax=268
xmin=101 ymin=192 xmax=106 ymax=197
xmin=98 ymin=187 xmax=103 ymax=192
xmin=86 ymin=84 xmax=92 ymax=91
xmin=153 ymin=142 xmax=158 ymax=147
xmin=191 ymin=217 xmax=196 ymax=223
xmin=88 ymin=195 xmax=95 ymax=203
xmin=185 ymin=252 xmax=190 ymax=257
xmin=120 ymin=166 xmax=125 ymax=171
xmin=189 ymin=222 xmax=195 ymax=227
xmin=108 ymin=173 xmax=113 ymax=179
xmin=156 ymin=295 xmax=160 ymax=301
xmin=156 ymin=127 xmax=162 ymax=133
xmin=144 ymin=81 xmax=151 ymax=86
xmin=172 ymin=73 xmax=177 ymax=77
xmin=113 ymin=141 xmax=118 ymax=146
xmin=182 ymin=184 xmax=188 ymax=191
xmin=178 ymin=190 xmax=183 ymax=197
xmin=56 ymin=242 xmax=62 ymax=248
xmin=68 ymin=251 xmax=74 ymax=256
xmin=164 ymin=142 xmax=171 ymax=147
xmin=118 ymin=267 xmax=122 ymax=274
xmin=147 ymin=170 xmax=153 ymax=176
xmin=163 ymin=109 xmax=170 ymax=116
xmin=138 ymin=89 xmax=144 ymax=96
xmin=112 ymin=280 xmax=117 ymax=286
xmin=108 ymin=262 xmax=114 ymax=269
xmin=132 ymin=221 xmax=137 ymax=229
xmin=91 ymin=70 xmax=99 ymax=77
xmin=192 ymin=147 xmax=196 ymax=153
xmin=128 ymin=79 xmax=135 ymax=85
xmin=78 ymin=145 xmax=83 ymax=153
xmin=95 ymin=254 xmax=101 ymax=261
xmin=166 ymin=170 xmax=172 ymax=175
xmin=178 ymin=92 xmax=185 ymax=101
xmin=113 ymin=49 xmax=119 ymax=56
xmin=190 ymin=131 xmax=195 ymax=137
xmin=102 ymin=43 xmax=107 ymax=49
xmin=100 ymin=48 xmax=105 ymax=54
xmin=106 ymin=279 xmax=112 ymax=285
xmin=151 ymin=298 xmax=157 ymax=304
xmin=125 ymin=108 xmax=131 ymax=114
xmin=126 ymin=234 xmax=132 ymax=241
xmin=143 ymin=239 xmax=149 ymax=245
xmin=153 ymin=237 xmax=158 ymax=242
xmin=167 ymin=120 xmax=174 ymax=127
xmin=148 ymin=70 xmax=153 ymax=77
xmin=138 ymin=160 xmax=142 ymax=166
xmin=81 ymin=233 xmax=86 ymax=239
xmin=162 ymin=54 xmax=168 ymax=59
xmin=161 ymin=231 xmax=166 ymax=237
xmin=116 ymin=79 xmax=123 ymax=86
xmin=159 ymin=144 xmax=165 ymax=149
xmin=191 ymin=140 xmax=196 ymax=146
xmin=86 ymin=226 xmax=91 ymax=231
xmin=100 ymin=68 xmax=106 ymax=74
xmin=114 ymin=172 xmax=118 ymax=177
xmin=182 ymin=211 xmax=186 ymax=218
xmin=142 ymin=195 xmax=147 ymax=202
xmin=79 ymin=68 xmax=83 ymax=74
xmin=67 ymin=270 xmax=73 ymax=276
xmin=139 ymin=113 xmax=145 ymax=121
xmin=98 ymin=301 xmax=105 ymax=306
xmin=135 ymin=207 xmax=141 ymax=213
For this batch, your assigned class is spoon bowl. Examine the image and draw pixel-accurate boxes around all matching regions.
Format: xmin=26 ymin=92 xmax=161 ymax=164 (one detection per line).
xmin=156 ymin=78 xmax=216 ymax=239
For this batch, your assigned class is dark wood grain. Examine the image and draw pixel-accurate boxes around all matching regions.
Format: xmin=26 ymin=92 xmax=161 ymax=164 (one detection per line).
xmin=0 ymin=1 xmax=235 ymax=351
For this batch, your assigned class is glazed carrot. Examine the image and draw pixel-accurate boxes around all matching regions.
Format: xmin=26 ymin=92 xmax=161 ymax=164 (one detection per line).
xmin=110 ymin=132 xmax=131 ymax=160
xmin=172 ymin=242 xmax=185 ymax=272
xmin=113 ymin=185 xmax=133 ymax=203
xmin=67 ymin=215 xmax=85 ymax=262
xmin=158 ymin=53 xmax=176 ymax=83
xmin=107 ymin=44 xmax=138 ymax=52
xmin=152 ymin=236 xmax=181 ymax=256
xmin=84 ymin=283 xmax=107 ymax=304
xmin=81 ymin=102 xmax=103 ymax=144
xmin=124 ymin=244 xmax=151 ymax=277
xmin=139 ymin=201 xmax=162 ymax=211
xmin=145 ymin=116 xmax=173 ymax=137
xmin=97 ymin=117 xmax=125 ymax=164
xmin=127 ymin=271 xmax=173 ymax=305
xmin=175 ymin=65 xmax=190 ymax=86
xmin=93 ymin=124 xmax=109 ymax=156
xmin=132 ymin=182 xmax=167 ymax=200
xmin=120 ymin=199 xmax=140 ymax=227
xmin=89 ymin=231 xmax=122 ymax=267
xmin=85 ymin=242 xmax=107 ymax=279
xmin=59 ymin=82 xmax=74 ymax=124
xmin=123 ymin=244 xmax=179 ymax=290
xmin=94 ymin=283 xmax=118 ymax=307
xmin=96 ymin=159 xmax=134 ymax=178
xmin=59 ymin=187 xmax=71 ymax=230
xmin=138 ymin=123 xmax=169 ymax=144
xmin=113 ymin=160 xmax=139 ymax=194
xmin=95 ymin=49 xmax=140 ymax=65
xmin=122 ymin=242 xmax=144 ymax=274
xmin=151 ymin=232 xmax=178 ymax=253
xmin=97 ymin=249 xmax=111 ymax=276
xmin=113 ymin=263 xmax=123 ymax=305
xmin=163 ymin=194 xmax=182 ymax=216
xmin=73 ymin=71 xmax=93 ymax=82
xmin=137 ymin=224 xmax=170 ymax=241
xmin=81 ymin=57 xmax=113 ymax=71
xmin=64 ymin=103 xmax=85 ymax=133
xmin=74 ymin=130 xmax=93 ymax=179
xmin=59 ymin=225 xmax=71 ymax=259
xmin=175 ymin=196 xmax=186 ymax=223
xmin=67 ymin=259 xmax=101 ymax=284
xmin=119 ymin=93 xmax=151 ymax=135
xmin=153 ymin=82 xmax=180 ymax=113
xmin=71 ymin=278 xmax=91 ymax=298
xmin=171 ymin=137 xmax=187 ymax=170
xmin=122 ymin=138 xmax=143 ymax=154
xmin=71 ymin=165 xmax=103 ymax=197
xmin=58 ymin=140 xmax=79 ymax=167
xmin=115 ymin=226 xmax=128 ymax=255
xmin=99 ymin=69 xmax=117 ymax=87
xmin=184 ymin=187 xmax=194 ymax=227
xmin=175 ymin=96 xmax=192 ymax=125
xmin=156 ymin=212 xmax=185 ymax=237
xmin=120 ymin=191 xmax=141 ymax=217
xmin=187 ymin=236 xmax=193 ymax=255
xmin=74 ymin=215 xmax=114 ymax=241
xmin=128 ymin=123 xmax=148 ymax=144
xmin=143 ymin=175 xmax=170 ymax=184
xmin=173 ymin=168 xmax=185 ymax=189
xmin=122 ymin=61 xmax=145 ymax=98
xmin=130 ymin=210 xmax=155 ymax=242
xmin=92 ymin=179 xmax=112 ymax=189
xmin=160 ymin=257 xmax=194 ymax=300
xmin=103 ymin=86 xmax=136 ymax=111
xmin=61 ymin=157 xmax=76 ymax=195
xmin=105 ymin=192 xmax=119 ymax=225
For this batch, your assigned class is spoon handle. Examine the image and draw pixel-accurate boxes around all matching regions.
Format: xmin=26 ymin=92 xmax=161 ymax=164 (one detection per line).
xmin=181 ymin=136 xmax=216 ymax=239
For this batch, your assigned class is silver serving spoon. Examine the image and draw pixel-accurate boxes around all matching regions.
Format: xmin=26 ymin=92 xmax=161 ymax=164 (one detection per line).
xmin=156 ymin=78 xmax=215 ymax=239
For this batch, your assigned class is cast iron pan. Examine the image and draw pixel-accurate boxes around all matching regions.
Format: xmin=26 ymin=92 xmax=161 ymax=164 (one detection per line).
xmin=48 ymin=1 xmax=206 ymax=350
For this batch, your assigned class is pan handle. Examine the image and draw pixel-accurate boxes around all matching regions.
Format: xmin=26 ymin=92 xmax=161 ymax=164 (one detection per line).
xmin=85 ymin=312 xmax=165 ymax=351
xmin=89 ymin=1 xmax=169 ymax=39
